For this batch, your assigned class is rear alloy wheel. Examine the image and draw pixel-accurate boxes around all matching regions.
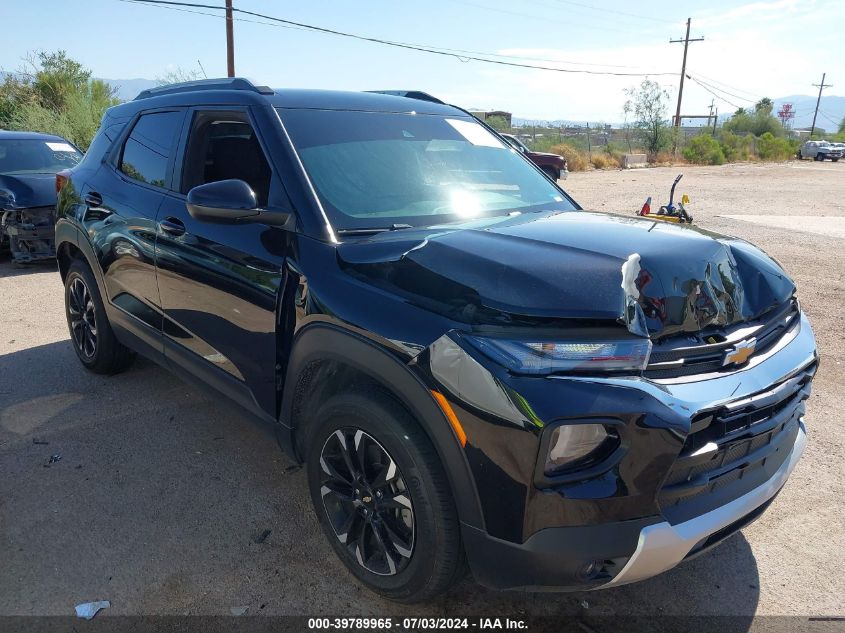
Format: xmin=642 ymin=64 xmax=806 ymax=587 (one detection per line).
xmin=68 ymin=276 xmax=98 ymax=360
xmin=64 ymin=259 xmax=135 ymax=374
xmin=319 ymin=428 xmax=414 ymax=576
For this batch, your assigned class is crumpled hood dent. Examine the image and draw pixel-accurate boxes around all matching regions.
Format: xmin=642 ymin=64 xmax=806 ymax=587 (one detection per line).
xmin=337 ymin=211 xmax=795 ymax=339
xmin=0 ymin=174 xmax=57 ymax=209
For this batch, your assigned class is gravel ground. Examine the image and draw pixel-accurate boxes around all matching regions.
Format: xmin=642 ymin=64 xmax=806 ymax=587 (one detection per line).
xmin=0 ymin=160 xmax=843 ymax=619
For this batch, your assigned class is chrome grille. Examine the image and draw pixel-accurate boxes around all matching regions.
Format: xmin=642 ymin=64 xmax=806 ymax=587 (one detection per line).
xmin=645 ymin=299 xmax=800 ymax=379
xmin=658 ymin=361 xmax=815 ymax=522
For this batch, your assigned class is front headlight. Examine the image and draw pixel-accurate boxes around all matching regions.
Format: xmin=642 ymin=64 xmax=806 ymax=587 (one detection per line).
xmin=463 ymin=336 xmax=652 ymax=375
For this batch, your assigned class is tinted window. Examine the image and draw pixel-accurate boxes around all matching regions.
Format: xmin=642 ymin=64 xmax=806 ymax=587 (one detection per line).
xmin=120 ymin=111 xmax=183 ymax=187
xmin=181 ymin=113 xmax=272 ymax=206
xmin=79 ymin=123 xmax=125 ymax=168
xmin=279 ymin=109 xmax=574 ymax=231
xmin=0 ymin=139 xmax=82 ymax=175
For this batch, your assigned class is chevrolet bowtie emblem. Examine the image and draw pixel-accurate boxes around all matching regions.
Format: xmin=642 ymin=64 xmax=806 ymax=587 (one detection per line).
xmin=722 ymin=338 xmax=757 ymax=367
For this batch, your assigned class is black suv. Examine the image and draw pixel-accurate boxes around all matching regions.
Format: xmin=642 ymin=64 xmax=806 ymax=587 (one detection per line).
xmin=55 ymin=79 xmax=817 ymax=602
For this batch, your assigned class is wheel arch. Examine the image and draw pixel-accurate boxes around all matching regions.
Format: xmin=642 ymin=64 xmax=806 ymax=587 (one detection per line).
xmin=279 ymin=323 xmax=484 ymax=530
xmin=55 ymin=221 xmax=108 ymax=297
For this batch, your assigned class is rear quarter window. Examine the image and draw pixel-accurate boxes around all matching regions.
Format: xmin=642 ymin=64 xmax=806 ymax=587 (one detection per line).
xmin=119 ymin=111 xmax=183 ymax=188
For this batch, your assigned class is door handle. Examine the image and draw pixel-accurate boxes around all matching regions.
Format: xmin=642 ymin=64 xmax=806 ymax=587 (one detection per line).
xmin=159 ymin=217 xmax=186 ymax=236
xmin=84 ymin=191 xmax=103 ymax=207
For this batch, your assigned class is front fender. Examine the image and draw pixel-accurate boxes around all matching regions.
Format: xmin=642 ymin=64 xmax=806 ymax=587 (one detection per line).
xmin=278 ymin=322 xmax=485 ymax=530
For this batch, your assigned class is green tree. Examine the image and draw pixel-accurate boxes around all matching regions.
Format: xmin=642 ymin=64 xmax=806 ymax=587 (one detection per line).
xmin=683 ymin=133 xmax=725 ymax=165
xmin=623 ymin=79 xmax=671 ymax=156
xmin=0 ymin=50 xmax=119 ymax=150
xmin=484 ymin=115 xmax=510 ymax=132
xmin=27 ymin=51 xmax=91 ymax=111
xmin=754 ymin=97 xmax=774 ymax=116
xmin=724 ymin=97 xmax=783 ymax=138
xmin=839 ymin=116 xmax=845 ymax=134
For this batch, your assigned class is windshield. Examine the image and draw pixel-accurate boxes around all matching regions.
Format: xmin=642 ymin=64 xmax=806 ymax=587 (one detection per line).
xmin=0 ymin=138 xmax=82 ymax=175
xmin=503 ymin=134 xmax=530 ymax=152
xmin=278 ymin=109 xmax=575 ymax=231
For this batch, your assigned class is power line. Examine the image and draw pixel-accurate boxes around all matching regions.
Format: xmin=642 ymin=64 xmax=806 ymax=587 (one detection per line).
xmin=542 ymin=0 xmax=678 ymax=24
xmin=687 ymin=70 xmax=763 ymax=100
xmin=449 ymin=0 xmax=662 ymax=37
xmin=688 ymin=74 xmax=756 ymax=105
xmin=121 ymin=0 xmax=656 ymax=70
xmin=122 ymin=0 xmax=679 ymax=76
xmin=119 ymin=0 xmax=310 ymax=32
xmin=685 ymin=74 xmax=743 ymax=110
xmin=120 ymin=0 xmax=657 ymax=70
xmin=817 ymin=109 xmax=840 ymax=128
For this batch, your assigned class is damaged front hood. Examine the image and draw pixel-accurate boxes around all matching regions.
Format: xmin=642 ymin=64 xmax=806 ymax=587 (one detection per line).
xmin=337 ymin=211 xmax=795 ymax=338
xmin=0 ymin=173 xmax=57 ymax=209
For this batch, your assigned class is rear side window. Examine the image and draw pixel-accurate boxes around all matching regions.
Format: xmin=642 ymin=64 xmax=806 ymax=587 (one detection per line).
xmin=119 ymin=111 xmax=183 ymax=188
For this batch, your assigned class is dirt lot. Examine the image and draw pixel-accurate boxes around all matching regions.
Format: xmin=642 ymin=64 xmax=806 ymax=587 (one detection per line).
xmin=1 ymin=161 xmax=843 ymax=619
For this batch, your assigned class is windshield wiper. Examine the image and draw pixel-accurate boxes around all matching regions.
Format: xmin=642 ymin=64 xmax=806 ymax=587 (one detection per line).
xmin=336 ymin=223 xmax=414 ymax=236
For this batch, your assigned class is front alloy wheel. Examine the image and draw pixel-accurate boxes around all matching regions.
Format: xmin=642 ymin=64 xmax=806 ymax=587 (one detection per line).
xmin=305 ymin=391 xmax=464 ymax=602
xmin=68 ymin=276 xmax=98 ymax=359
xmin=319 ymin=428 xmax=415 ymax=576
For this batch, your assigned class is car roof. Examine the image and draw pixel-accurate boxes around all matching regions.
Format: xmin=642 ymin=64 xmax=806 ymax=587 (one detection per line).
xmin=0 ymin=130 xmax=69 ymax=142
xmin=269 ymin=89 xmax=461 ymax=115
xmin=117 ymin=78 xmax=466 ymax=117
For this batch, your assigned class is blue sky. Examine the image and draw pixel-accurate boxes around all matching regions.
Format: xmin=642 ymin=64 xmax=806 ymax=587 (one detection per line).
xmin=2 ymin=0 xmax=843 ymax=121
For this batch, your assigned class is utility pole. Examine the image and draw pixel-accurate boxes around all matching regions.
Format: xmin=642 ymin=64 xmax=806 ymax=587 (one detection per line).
xmin=670 ymin=18 xmax=704 ymax=128
xmin=225 ymin=0 xmax=235 ymax=77
xmin=810 ymin=73 xmax=832 ymax=137
xmin=707 ymin=98 xmax=715 ymax=129
xmin=712 ymin=107 xmax=718 ymax=134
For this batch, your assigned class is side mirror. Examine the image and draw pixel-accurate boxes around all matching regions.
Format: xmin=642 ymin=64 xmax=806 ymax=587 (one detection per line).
xmin=186 ymin=179 xmax=259 ymax=221
xmin=186 ymin=179 xmax=292 ymax=227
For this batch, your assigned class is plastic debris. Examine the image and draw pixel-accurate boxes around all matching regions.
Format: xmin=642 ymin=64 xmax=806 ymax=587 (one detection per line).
xmin=48 ymin=454 xmax=62 ymax=464
xmin=580 ymin=600 xmax=590 ymax=609
xmin=230 ymin=606 xmax=249 ymax=616
xmin=75 ymin=600 xmax=110 ymax=619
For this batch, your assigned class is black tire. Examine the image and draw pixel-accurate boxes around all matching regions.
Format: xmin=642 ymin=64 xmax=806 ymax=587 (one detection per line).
xmin=541 ymin=166 xmax=559 ymax=181
xmin=304 ymin=390 xmax=464 ymax=602
xmin=815 ymin=153 xmax=824 ymax=161
xmin=833 ymin=158 xmax=840 ymax=162
xmin=64 ymin=258 xmax=135 ymax=374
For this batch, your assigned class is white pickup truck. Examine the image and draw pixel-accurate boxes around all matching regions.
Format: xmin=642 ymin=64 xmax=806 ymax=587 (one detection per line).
xmin=798 ymin=140 xmax=842 ymax=161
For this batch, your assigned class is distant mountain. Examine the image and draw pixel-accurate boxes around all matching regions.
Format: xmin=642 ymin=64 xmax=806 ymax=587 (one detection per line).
xmin=773 ymin=95 xmax=845 ymax=133
xmin=100 ymin=78 xmax=158 ymax=101
xmin=6 ymin=71 xmax=845 ymax=133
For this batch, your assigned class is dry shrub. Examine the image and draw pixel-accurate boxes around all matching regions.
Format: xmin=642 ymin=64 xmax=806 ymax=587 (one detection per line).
xmin=591 ymin=154 xmax=620 ymax=169
xmin=550 ymin=143 xmax=589 ymax=171
xmin=651 ymin=151 xmax=686 ymax=166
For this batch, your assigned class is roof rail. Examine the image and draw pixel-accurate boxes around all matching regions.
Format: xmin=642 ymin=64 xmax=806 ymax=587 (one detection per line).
xmin=134 ymin=77 xmax=274 ymax=101
xmin=366 ymin=90 xmax=444 ymax=104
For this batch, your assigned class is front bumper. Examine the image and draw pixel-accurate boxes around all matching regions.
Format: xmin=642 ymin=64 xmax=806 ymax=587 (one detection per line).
xmin=607 ymin=418 xmax=806 ymax=587
xmin=440 ymin=313 xmax=816 ymax=591
xmin=462 ymin=419 xmax=806 ymax=591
